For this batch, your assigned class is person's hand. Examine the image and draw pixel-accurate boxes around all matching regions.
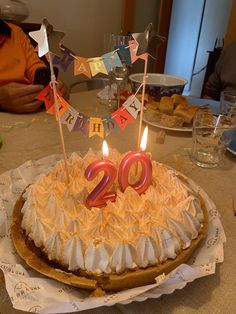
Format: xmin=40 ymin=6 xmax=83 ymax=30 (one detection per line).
xmin=0 ymin=82 xmax=44 ymax=113
xmin=57 ymin=80 xmax=69 ymax=101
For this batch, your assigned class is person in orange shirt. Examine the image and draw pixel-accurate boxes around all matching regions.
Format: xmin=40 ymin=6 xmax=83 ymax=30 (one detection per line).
xmin=0 ymin=19 xmax=68 ymax=113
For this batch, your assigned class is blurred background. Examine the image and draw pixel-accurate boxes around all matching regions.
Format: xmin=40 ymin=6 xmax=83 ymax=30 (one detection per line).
xmin=1 ymin=0 xmax=235 ymax=97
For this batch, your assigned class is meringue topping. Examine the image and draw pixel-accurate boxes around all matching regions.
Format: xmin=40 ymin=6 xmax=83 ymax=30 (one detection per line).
xmin=21 ymin=149 xmax=204 ymax=275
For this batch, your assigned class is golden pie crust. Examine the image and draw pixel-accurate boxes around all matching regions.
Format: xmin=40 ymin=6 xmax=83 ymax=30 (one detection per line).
xmin=11 ymin=185 xmax=208 ymax=292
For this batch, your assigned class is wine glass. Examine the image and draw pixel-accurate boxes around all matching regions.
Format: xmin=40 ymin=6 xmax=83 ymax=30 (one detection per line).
xmin=104 ymin=34 xmax=131 ymax=109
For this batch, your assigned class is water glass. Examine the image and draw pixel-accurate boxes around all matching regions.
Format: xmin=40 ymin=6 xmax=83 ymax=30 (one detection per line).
xmin=220 ymin=91 xmax=236 ymax=116
xmin=191 ymin=109 xmax=236 ymax=168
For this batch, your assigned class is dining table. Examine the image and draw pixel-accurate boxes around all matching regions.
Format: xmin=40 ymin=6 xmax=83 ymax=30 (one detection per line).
xmin=0 ymin=89 xmax=236 ymax=314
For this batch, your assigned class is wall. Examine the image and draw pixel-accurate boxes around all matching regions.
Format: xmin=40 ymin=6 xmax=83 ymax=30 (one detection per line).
xmin=164 ymin=0 xmax=233 ymax=97
xmin=225 ymin=0 xmax=236 ymax=45
xmin=23 ymin=0 xmax=123 ymax=86
xmin=132 ymin=0 xmax=161 ymax=73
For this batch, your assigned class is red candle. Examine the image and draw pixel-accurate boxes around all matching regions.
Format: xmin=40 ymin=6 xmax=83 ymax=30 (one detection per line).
xmin=118 ymin=126 xmax=152 ymax=194
xmin=85 ymin=141 xmax=117 ymax=208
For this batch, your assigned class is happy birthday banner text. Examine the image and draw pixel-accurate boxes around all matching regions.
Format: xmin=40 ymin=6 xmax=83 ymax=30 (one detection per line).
xmin=37 ymin=40 xmax=148 ymax=138
xmin=30 ymin=21 xmax=162 ymax=138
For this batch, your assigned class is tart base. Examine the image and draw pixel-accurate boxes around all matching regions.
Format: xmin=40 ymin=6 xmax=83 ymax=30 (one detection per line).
xmin=11 ymin=190 xmax=208 ymax=292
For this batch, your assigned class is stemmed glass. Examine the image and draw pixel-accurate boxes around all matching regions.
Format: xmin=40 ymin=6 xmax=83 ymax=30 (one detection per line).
xmin=103 ymin=34 xmax=131 ymax=109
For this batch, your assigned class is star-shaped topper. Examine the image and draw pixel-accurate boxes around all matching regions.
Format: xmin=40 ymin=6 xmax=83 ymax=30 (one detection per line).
xmin=29 ymin=19 xmax=65 ymax=57
xmin=132 ymin=23 xmax=157 ymax=56
xmin=29 ymin=22 xmax=48 ymax=57
xmin=43 ymin=18 xmax=65 ymax=57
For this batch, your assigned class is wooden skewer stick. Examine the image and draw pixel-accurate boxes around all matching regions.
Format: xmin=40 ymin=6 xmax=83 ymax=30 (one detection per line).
xmin=47 ymin=51 xmax=70 ymax=184
xmin=137 ymin=55 xmax=148 ymax=150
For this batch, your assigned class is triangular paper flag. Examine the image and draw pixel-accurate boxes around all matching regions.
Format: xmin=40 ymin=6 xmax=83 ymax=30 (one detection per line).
xmin=89 ymin=117 xmax=104 ymax=138
xmin=47 ymin=95 xmax=69 ymax=118
xmin=115 ymin=44 xmax=132 ymax=65
xmin=36 ymin=85 xmax=61 ymax=111
xmin=102 ymin=115 xmax=120 ymax=136
xmin=73 ymin=113 xmax=89 ymax=136
xmin=61 ymin=105 xmax=78 ymax=131
xmin=124 ymin=96 xmax=141 ymax=119
xmin=112 ymin=107 xmax=134 ymax=130
xmin=74 ymin=56 xmax=91 ymax=78
xmin=53 ymin=45 xmax=74 ymax=71
xmin=102 ymin=51 xmax=122 ymax=73
xmin=88 ymin=57 xmax=107 ymax=76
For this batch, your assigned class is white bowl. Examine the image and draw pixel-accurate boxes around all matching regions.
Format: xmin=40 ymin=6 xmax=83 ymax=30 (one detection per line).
xmin=129 ymin=73 xmax=188 ymax=100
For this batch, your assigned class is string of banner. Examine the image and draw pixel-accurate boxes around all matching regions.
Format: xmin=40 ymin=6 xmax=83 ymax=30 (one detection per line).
xmin=31 ymin=21 xmax=165 ymax=139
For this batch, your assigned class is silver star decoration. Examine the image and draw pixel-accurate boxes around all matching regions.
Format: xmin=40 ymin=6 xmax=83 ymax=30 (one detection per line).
xmin=43 ymin=18 xmax=65 ymax=57
xmin=132 ymin=23 xmax=157 ymax=56
xmin=29 ymin=23 xmax=49 ymax=57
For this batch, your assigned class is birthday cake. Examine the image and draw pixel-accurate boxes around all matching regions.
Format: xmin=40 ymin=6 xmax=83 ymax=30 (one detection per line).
xmin=12 ymin=149 xmax=208 ymax=291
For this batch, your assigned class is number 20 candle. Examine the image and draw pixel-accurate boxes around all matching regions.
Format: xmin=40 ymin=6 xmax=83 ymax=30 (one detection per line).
xmin=118 ymin=126 xmax=152 ymax=194
xmin=85 ymin=141 xmax=117 ymax=208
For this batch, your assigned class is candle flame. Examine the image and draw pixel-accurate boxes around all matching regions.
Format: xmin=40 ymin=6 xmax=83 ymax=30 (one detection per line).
xmin=140 ymin=126 xmax=148 ymax=151
xmin=102 ymin=140 xmax=109 ymax=158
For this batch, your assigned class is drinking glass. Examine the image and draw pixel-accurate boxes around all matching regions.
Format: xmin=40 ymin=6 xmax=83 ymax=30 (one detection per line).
xmin=191 ymin=109 xmax=236 ymax=168
xmin=103 ymin=34 xmax=131 ymax=108
xmin=220 ymin=91 xmax=236 ymax=116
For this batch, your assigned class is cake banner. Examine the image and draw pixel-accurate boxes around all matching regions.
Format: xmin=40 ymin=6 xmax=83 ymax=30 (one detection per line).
xmin=52 ymin=40 xmax=148 ymax=75
xmin=38 ymin=84 xmax=141 ymax=138
xmin=30 ymin=21 xmax=166 ymax=139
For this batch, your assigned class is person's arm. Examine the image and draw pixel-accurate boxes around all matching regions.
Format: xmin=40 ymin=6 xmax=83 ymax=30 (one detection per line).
xmin=203 ymin=51 xmax=225 ymax=100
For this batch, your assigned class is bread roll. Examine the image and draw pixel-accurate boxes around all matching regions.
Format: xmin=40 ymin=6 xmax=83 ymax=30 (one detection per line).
xmin=173 ymin=105 xmax=199 ymax=124
xmin=159 ymin=96 xmax=175 ymax=114
xmin=171 ymin=94 xmax=188 ymax=107
xmin=146 ymin=99 xmax=159 ymax=110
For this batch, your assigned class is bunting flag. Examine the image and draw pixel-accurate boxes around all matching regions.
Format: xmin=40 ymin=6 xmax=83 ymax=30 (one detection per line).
xmin=115 ymin=44 xmax=132 ymax=65
xmin=53 ymin=45 xmax=74 ymax=71
xmin=40 ymin=87 xmax=141 ymax=137
xmin=102 ymin=115 xmax=120 ymax=136
xmin=47 ymin=96 xmax=69 ymax=118
xmin=88 ymin=57 xmax=107 ymax=76
xmin=124 ymin=96 xmax=141 ymax=119
xmin=74 ymin=56 xmax=91 ymax=78
xmin=61 ymin=105 xmax=78 ymax=131
xmin=36 ymin=85 xmax=61 ymax=111
xmin=89 ymin=117 xmax=104 ymax=138
xmin=112 ymin=107 xmax=135 ymax=130
xmin=73 ymin=113 xmax=89 ymax=136
xmin=102 ymin=51 xmax=122 ymax=73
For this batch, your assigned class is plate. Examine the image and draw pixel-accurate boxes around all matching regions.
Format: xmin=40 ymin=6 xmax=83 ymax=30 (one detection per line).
xmin=143 ymin=97 xmax=220 ymax=132
xmin=143 ymin=114 xmax=192 ymax=131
